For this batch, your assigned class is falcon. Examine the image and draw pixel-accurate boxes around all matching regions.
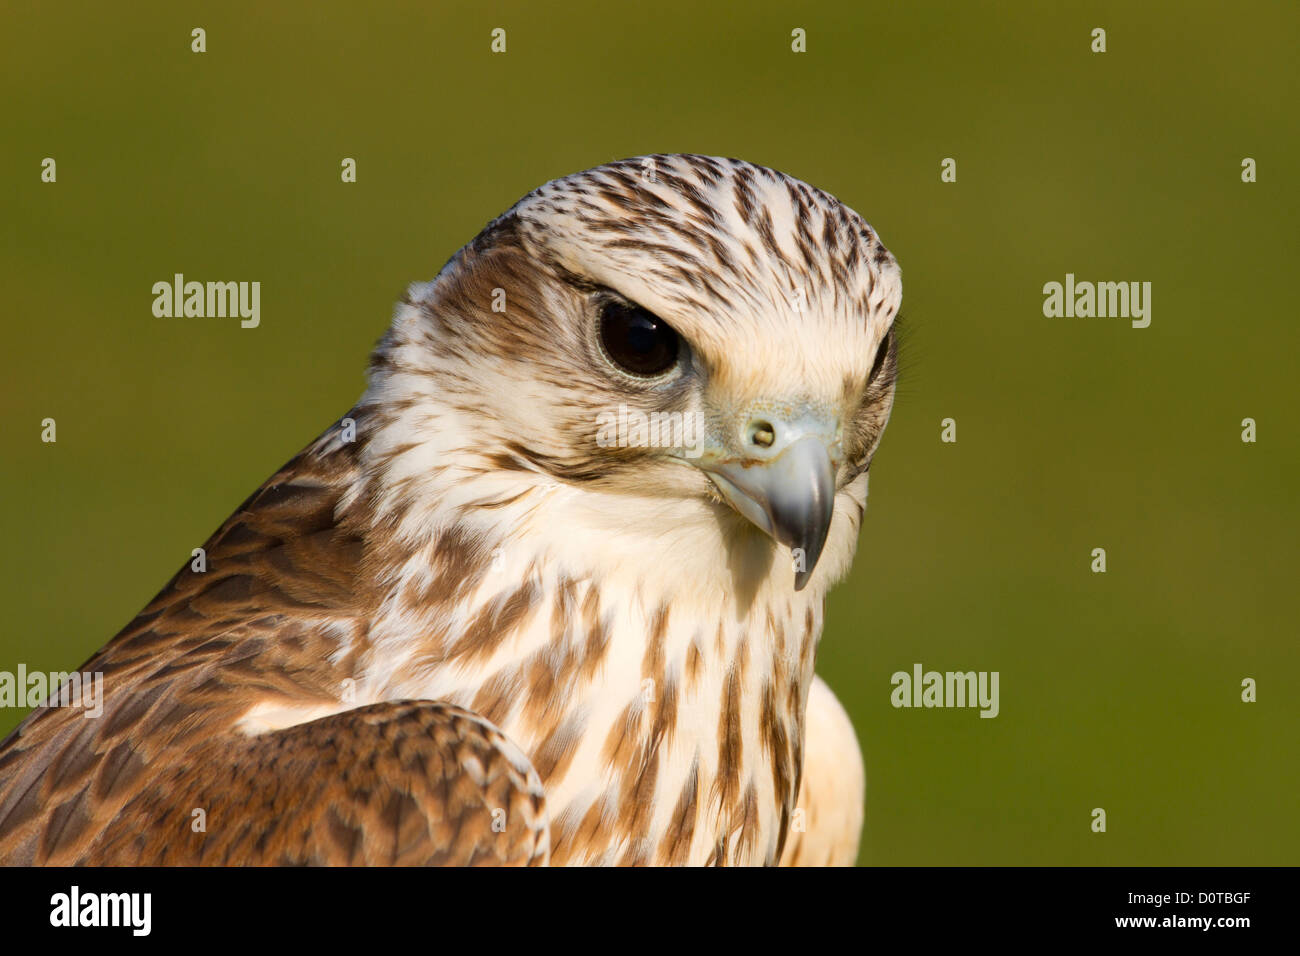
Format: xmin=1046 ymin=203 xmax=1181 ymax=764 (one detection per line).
xmin=0 ymin=154 xmax=900 ymax=866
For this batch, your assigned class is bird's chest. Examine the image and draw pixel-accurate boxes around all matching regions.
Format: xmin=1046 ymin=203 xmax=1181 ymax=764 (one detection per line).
xmin=377 ymin=577 xmax=818 ymax=865
xmin=523 ymin=665 xmax=798 ymax=867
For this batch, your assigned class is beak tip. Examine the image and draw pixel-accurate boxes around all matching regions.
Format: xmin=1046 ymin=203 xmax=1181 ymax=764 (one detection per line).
xmin=702 ymin=435 xmax=837 ymax=593
xmin=789 ymin=531 xmax=827 ymax=592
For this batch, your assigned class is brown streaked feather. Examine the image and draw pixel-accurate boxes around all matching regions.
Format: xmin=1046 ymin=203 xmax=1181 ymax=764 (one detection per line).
xmin=0 ymin=425 xmax=552 ymax=867
xmin=777 ymin=675 xmax=865 ymax=867
xmin=83 ymin=701 xmax=548 ymax=866
xmin=0 ymin=425 xmax=370 ymax=863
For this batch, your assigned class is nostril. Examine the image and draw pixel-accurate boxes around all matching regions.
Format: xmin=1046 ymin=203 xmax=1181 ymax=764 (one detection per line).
xmin=747 ymin=420 xmax=776 ymax=449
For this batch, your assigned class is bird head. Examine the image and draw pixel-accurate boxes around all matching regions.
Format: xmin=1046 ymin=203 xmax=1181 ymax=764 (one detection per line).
xmin=364 ymin=154 xmax=900 ymax=598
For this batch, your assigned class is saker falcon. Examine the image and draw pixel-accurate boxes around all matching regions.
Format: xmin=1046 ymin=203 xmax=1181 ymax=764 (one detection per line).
xmin=0 ymin=154 xmax=900 ymax=866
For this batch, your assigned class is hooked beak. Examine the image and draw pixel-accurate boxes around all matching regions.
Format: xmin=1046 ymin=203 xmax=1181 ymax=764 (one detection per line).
xmin=696 ymin=412 xmax=840 ymax=591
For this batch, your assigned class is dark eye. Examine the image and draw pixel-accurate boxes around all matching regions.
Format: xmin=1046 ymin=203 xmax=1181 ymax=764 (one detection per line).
xmin=598 ymin=300 xmax=680 ymax=378
xmin=868 ymin=328 xmax=893 ymax=385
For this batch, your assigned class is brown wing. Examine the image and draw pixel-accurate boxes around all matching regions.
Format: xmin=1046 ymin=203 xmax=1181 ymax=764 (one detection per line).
xmin=83 ymin=700 xmax=549 ymax=866
xmin=0 ymin=424 xmax=364 ymax=863
xmin=0 ymin=419 xmax=545 ymax=865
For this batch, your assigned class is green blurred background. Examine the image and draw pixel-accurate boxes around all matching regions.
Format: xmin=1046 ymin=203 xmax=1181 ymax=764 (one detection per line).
xmin=2 ymin=1 xmax=1296 ymax=865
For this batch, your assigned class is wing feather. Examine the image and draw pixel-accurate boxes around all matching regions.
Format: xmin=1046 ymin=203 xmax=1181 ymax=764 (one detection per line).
xmin=0 ymin=422 xmax=547 ymax=866
xmin=84 ymin=701 xmax=549 ymax=866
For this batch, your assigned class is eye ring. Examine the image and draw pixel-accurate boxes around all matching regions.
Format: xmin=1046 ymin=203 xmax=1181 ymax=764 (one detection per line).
xmin=595 ymin=297 xmax=683 ymax=381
